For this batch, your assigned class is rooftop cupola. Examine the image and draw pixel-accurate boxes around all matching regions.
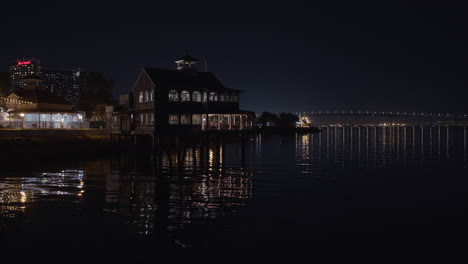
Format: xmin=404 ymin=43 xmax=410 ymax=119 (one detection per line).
xmin=175 ymin=53 xmax=199 ymax=71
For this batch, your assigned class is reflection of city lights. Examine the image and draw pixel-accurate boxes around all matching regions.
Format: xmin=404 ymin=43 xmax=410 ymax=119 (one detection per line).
xmin=20 ymin=191 xmax=27 ymax=203
xmin=209 ymin=149 xmax=214 ymax=170
xmin=219 ymin=145 xmax=223 ymax=168
xmin=1 ymin=169 xmax=86 ymax=219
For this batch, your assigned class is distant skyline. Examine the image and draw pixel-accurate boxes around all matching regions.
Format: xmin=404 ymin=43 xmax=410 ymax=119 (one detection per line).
xmin=1 ymin=1 xmax=466 ymax=114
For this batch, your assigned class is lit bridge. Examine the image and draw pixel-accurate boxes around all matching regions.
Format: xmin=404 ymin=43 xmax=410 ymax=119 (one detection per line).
xmin=296 ymin=111 xmax=468 ymax=126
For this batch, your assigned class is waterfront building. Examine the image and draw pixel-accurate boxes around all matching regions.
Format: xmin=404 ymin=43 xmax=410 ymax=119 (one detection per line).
xmin=110 ymin=54 xmax=253 ymax=136
xmin=42 ymin=68 xmax=85 ymax=103
xmin=0 ymin=75 xmax=88 ymax=129
xmin=8 ymin=58 xmax=42 ymax=91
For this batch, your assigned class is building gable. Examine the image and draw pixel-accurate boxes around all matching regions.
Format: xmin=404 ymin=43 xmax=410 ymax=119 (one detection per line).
xmin=133 ymin=69 xmax=156 ymax=111
xmin=7 ymin=93 xmax=20 ymax=100
xmin=131 ymin=69 xmax=156 ymax=92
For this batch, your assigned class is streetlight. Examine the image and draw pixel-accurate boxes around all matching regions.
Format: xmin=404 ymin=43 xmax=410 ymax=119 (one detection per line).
xmin=20 ymin=113 xmax=25 ymax=128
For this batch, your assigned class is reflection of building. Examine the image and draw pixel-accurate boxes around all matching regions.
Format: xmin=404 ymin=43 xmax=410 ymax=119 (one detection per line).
xmin=8 ymin=58 xmax=42 ymax=91
xmin=1 ymin=75 xmax=89 ymax=129
xmin=109 ymin=53 xmax=254 ymax=136
xmin=42 ymin=68 xmax=85 ymax=103
xmin=105 ymin=143 xmax=253 ymax=237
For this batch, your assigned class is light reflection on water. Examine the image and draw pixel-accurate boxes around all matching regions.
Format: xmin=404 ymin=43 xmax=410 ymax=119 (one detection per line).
xmin=104 ymin=145 xmax=253 ymax=236
xmin=0 ymin=170 xmax=84 ymax=219
xmin=0 ymin=126 xmax=467 ymax=249
xmin=294 ymin=126 xmax=467 ymax=166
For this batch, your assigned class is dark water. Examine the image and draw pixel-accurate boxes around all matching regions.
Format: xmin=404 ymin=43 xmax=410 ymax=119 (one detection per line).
xmin=1 ymin=126 xmax=468 ymax=259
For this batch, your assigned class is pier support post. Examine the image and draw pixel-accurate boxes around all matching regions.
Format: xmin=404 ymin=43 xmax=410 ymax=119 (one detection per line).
xmin=241 ymin=133 xmax=246 ymax=167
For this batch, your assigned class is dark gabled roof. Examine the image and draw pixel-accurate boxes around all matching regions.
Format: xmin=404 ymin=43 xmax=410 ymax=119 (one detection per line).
xmin=142 ymin=68 xmax=241 ymax=93
xmin=13 ymin=85 xmax=72 ymax=105
xmin=176 ymin=55 xmax=199 ymax=62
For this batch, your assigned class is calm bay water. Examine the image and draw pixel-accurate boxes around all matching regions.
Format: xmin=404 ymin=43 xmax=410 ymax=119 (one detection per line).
xmin=1 ymin=126 xmax=468 ymax=258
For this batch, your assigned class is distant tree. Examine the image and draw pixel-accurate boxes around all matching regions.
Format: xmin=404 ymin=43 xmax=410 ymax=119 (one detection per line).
xmin=256 ymin=112 xmax=299 ymax=127
xmin=275 ymin=113 xmax=300 ymax=127
xmin=256 ymin=112 xmax=279 ymax=126
xmin=77 ymin=72 xmax=115 ymax=120
xmin=0 ymin=72 xmax=10 ymax=111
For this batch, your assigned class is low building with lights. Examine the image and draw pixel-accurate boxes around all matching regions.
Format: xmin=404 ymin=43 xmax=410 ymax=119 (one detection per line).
xmin=0 ymin=75 xmax=88 ymax=129
xmin=109 ymin=53 xmax=254 ymax=137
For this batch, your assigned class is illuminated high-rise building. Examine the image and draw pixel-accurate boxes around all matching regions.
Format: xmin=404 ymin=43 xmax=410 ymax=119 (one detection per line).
xmin=8 ymin=58 xmax=42 ymax=91
xmin=42 ymin=68 xmax=85 ymax=103
xmin=8 ymin=58 xmax=86 ymax=103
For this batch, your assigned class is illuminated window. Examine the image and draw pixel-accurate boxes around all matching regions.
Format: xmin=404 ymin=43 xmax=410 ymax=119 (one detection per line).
xmin=150 ymin=90 xmax=154 ymax=101
xmin=202 ymin=92 xmax=207 ymax=102
xmin=144 ymin=91 xmax=149 ymax=102
xmin=180 ymin=114 xmax=190 ymax=124
xmin=139 ymin=92 xmax=144 ymax=103
xmin=169 ymin=90 xmax=179 ymax=102
xmin=180 ymin=90 xmax=190 ymax=102
xmin=192 ymin=114 xmax=202 ymax=125
xmin=140 ymin=114 xmax=144 ymax=124
xmin=209 ymin=92 xmax=218 ymax=101
xmin=192 ymin=91 xmax=201 ymax=102
xmin=208 ymin=114 xmax=219 ymax=129
xmin=220 ymin=93 xmax=229 ymax=102
xmin=169 ymin=114 xmax=179 ymax=125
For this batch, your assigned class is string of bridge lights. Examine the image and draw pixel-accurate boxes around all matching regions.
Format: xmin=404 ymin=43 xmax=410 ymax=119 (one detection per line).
xmin=298 ymin=111 xmax=468 ymax=118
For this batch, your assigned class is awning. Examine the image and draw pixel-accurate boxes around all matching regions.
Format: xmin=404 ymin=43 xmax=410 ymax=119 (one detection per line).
xmin=7 ymin=109 xmax=78 ymax=114
xmin=6 ymin=114 xmax=23 ymax=119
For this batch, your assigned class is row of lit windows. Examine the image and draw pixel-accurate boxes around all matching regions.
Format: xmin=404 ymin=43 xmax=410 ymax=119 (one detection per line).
xmin=168 ymin=90 xmax=238 ymax=102
xmin=138 ymin=90 xmax=154 ymax=103
xmin=137 ymin=90 xmax=239 ymax=104
xmin=169 ymin=114 xmax=202 ymax=125
xmin=11 ymin=71 xmax=35 ymax=74
xmin=139 ymin=113 xmax=154 ymax=125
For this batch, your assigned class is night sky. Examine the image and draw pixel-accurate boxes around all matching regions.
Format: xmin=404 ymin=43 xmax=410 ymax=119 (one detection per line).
xmin=1 ymin=1 xmax=466 ymax=114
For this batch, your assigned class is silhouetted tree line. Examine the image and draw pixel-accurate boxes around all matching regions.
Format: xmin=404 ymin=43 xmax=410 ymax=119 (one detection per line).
xmin=0 ymin=72 xmax=9 ymax=111
xmin=77 ymin=72 xmax=115 ymax=121
xmin=256 ymin=112 xmax=299 ymax=127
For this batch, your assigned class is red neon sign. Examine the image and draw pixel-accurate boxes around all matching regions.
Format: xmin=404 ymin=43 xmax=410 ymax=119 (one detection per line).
xmin=17 ymin=61 xmax=31 ymax=66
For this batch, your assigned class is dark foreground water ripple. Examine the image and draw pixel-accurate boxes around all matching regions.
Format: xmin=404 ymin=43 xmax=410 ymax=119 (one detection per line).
xmin=1 ymin=126 xmax=467 ymax=260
